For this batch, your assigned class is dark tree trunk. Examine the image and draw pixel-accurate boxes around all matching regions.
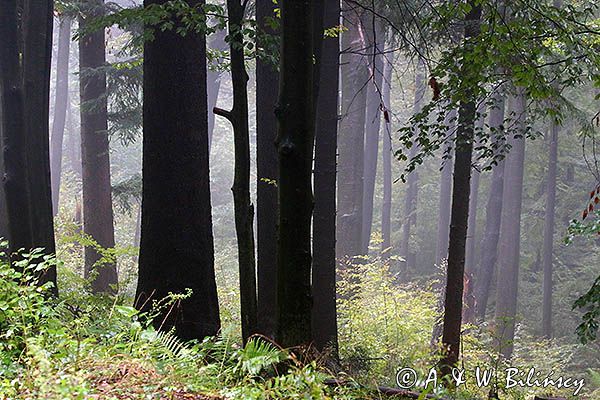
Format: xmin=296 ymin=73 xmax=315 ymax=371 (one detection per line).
xmin=50 ymin=16 xmax=72 ymax=215
xmin=312 ymin=0 xmax=339 ymax=356
xmin=542 ymin=120 xmax=558 ymax=338
xmin=381 ymin=53 xmax=393 ymax=255
xmin=0 ymin=0 xmax=34 ymax=254
xmin=256 ymin=0 xmax=279 ymax=338
xmin=214 ymin=0 xmax=257 ymax=344
xmin=361 ymin=20 xmax=385 ymax=254
xmin=79 ymin=2 xmax=117 ymax=293
xmin=136 ymin=0 xmax=221 ymax=341
xmin=275 ymin=0 xmax=314 ymax=348
xmin=336 ymin=3 xmax=367 ymax=259
xmin=207 ymin=28 xmax=227 ymax=152
xmin=22 ymin=0 xmax=57 ymax=290
xmin=435 ymin=109 xmax=456 ymax=267
xmin=400 ymin=58 xmax=426 ymax=268
xmin=440 ymin=2 xmax=481 ymax=376
xmin=494 ymin=91 xmax=526 ymax=359
xmin=473 ymin=93 xmax=506 ymax=321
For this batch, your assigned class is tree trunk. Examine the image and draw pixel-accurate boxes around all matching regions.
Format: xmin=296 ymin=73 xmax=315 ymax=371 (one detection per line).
xmin=312 ymin=0 xmax=339 ymax=356
xmin=400 ymin=58 xmax=426 ymax=269
xmin=79 ymin=2 xmax=117 ymax=293
xmin=473 ymin=92 xmax=506 ymax=321
xmin=50 ymin=16 xmax=72 ymax=215
xmin=207 ymin=28 xmax=227 ymax=152
xmin=214 ymin=0 xmax=257 ymax=344
xmin=136 ymin=0 xmax=221 ymax=341
xmin=381 ymin=52 xmax=393 ymax=255
xmin=542 ymin=119 xmax=558 ymax=338
xmin=0 ymin=0 xmax=34 ymax=254
xmin=440 ymin=1 xmax=482 ymax=376
xmin=256 ymin=0 xmax=280 ymax=338
xmin=361 ymin=20 xmax=385 ymax=254
xmin=494 ymin=91 xmax=526 ymax=359
xmin=22 ymin=0 xmax=57 ymax=290
xmin=336 ymin=3 xmax=368 ymax=259
xmin=275 ymin=0 xmax=314 ymax=348
xmin=435 ymin=109 xmax=456 ymax=267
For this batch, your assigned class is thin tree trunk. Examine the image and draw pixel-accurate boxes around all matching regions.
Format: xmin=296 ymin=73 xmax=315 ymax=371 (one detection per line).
xmin=136 ymin=0 xmax=221 ymax=341
xmin=214 ymin=0 xmax=257 ymax=344
xmin=22 ymin=0 xmax=57 ymax=290
xmin=337 ymin=3 xmax=368 ymax=259
xmin=361 ymin=20 xmax=384 ymax=253
xmin=494 ymin=91 xmax=527 ymax=359
xmin=275 ymin=0 xmax=314 ymax=348
xmin=381 ymin=53 xmax=393 ymax=255
xmin=400 ymin=58 xmax=426 ymax=268
xmin=435 ymin=109 xmax=456 ymax=267
xmin=207 ymin=28 xmax=227 ymax=152
xmin=312 ymin=0 xmax=339 ymax=356
xmin=440 ymin=1 xmax=482 ymax=376
xmin=473 ymin=92 xmax=506 ymax=321
xmin=50 ymin=16 xmax=72 ymax=215
xmin=256 ymin=0 xmax=279 ymax=338
xmin=79 ymin=1 xmax=117 ymax=293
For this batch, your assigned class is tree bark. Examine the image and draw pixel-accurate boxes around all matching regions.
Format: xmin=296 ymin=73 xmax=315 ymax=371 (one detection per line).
xmin=136 ymin=0 xmax=221 ymax=341
xmin=275 ymin=0 xmax=314 ymax=348
xmin=312 ymin=0 xmax=340 ymax=356
xmin=50 ymin=16 xmax=72 ymax=215
xmin=79 ymin=1 xmax=118 ymax=293
xmin=400 ymin=58 xmax=426 ymax=268
xmin=336 ymin=3 xmax=368 ymax=259
xmin=494 ymin=91 xmax=526 ymax=359
xmin=440 ymin=1 xmax=482 ymax=376
xmin=214 ymin=0 xmax=257 ymax=344
xmin=381 ymin=52 xmax=393 ymax=255
xmin=473 ymin=92 xmax=506 ymax=321
xmin=256 ymin=0 xmax=280 ymax=338
xmin=361 ymin=20 xmax=385 ymax=254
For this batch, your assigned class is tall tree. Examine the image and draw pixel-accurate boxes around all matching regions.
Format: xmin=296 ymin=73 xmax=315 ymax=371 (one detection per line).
xmin=361 ymin=19 xmax=385 ymax=254
xmin=312 ymin=0 xmax=339 ymax=355
xmin=381 ymin=53 xmax=393 ymax=255
xmin=214 ymin=0 xmax=257 ymax=343
xmin=275 ymin=0 xmax=314 ymax=348
xmin=136 ymin=0 xmax=221 ymax=341
xmin=256 ymin=0 xmax=279 ymax=337
xmin=494 ymin=91 xmax=527 ymax=359
xmin=79 ymin=0 xmax=117 ymax=293
xmin=50 ymin=16 xmax=73 ymax=215
xmin=473 ymin=92 xmax=506 ymax=320
xmin=400 ymin=58 xmax=426 ymax=269
xmin=337 ymin=4 xmax=368 ymax=259
xmin=207 ymin=28 xmax=227 ymax=152
xmin=440 ymin=1 xmax=482 ymax=376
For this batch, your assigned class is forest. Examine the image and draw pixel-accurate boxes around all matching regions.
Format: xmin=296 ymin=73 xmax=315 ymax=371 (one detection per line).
xmin=0 ymin=0 xmax=599 ymax=399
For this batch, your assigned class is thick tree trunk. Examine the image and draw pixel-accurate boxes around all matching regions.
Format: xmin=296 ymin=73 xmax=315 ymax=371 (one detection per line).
xmin=440 ymin=2 xmax=482 ymax=376
xmin=381 ymin=53 xmax=393 ymax=255
xmin=136 ymin=0 xmax=221 ymax=341
xmin=361 ymin=20 xmax=385 ymax=253
xmin=214 ymin=0 xmax=257 ymax=344
xmin=22 ymin=0 xmax=57 ymax=290
xmin=542 ymin=119 xmax=558 ymax=338
xmin=0 ymin=0 xmax=34 ymax=254
xmin=256 ymin=0 xmax=280 ymax=338
xmin=336 ymin=3 xmax=368 ymax=259
xmin=400 ymin=58 xmax=426 ymax=269
xmin=207 ymin=28 xmax=227 ymax=152
xmin=50 ymin=16 xmax=72 ymax=215
xmin=79 ymin=2 xmax=117 ymax=293
xmin=494 ymin=91 xmax=526 ymax=359
xmin=435 ymin=109 xmax=456 ymax=267
xmin=275 ymin=0 xmax=314 ymax=348
xmin=473 ymin=93 xmax=506 ymax=321
xmin=312 ymin=0 xmax=340 ymax=356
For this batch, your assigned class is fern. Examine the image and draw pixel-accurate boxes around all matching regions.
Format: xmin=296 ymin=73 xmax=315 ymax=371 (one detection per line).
xmin=233 ymin=338 xmax=287 ymax=377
